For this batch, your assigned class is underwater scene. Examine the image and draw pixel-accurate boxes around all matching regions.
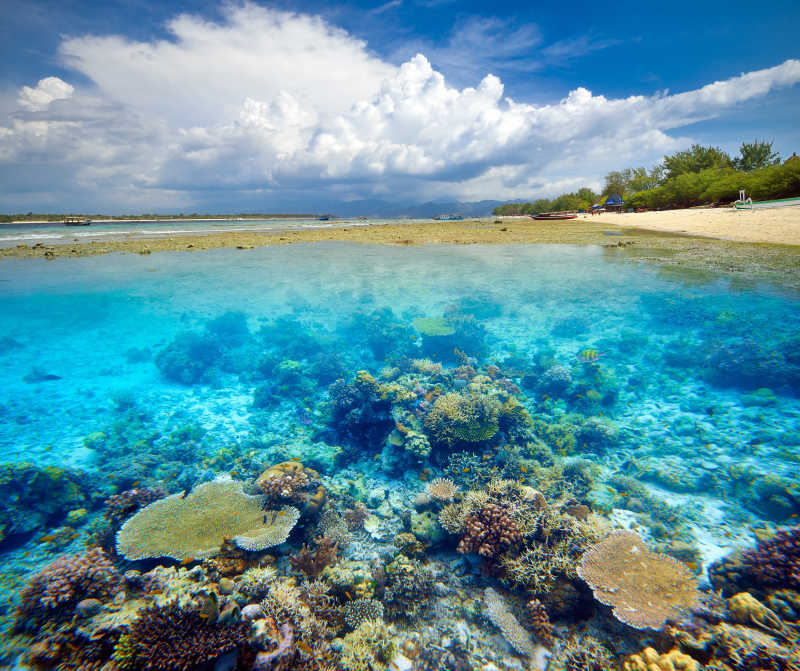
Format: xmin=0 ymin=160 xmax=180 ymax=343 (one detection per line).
xmin=1 ymin=242 xmax=799 ymax=670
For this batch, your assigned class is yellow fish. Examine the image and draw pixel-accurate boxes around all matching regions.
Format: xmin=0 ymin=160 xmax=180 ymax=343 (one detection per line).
xmin=577 ymin=348 xmax=602 ymax=362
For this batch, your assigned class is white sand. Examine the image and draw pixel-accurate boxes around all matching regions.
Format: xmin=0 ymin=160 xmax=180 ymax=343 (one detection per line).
xmin=595 ymin=206 xmax=800 ymax=246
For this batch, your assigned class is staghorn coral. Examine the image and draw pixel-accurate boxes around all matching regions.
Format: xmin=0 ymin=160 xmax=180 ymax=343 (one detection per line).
xmin=115 ymin=476 xmax=299 ymax=560
xmin=439 ymin=502 xmax=466 ymax=534
xmin=317 ymin=509 xmax=352 ymax=547
xmin=340 ymin=619 xmax=396 ymax=671
xmin=623 ymin=647 xmax=700 ymax=671
xmin=125 ymin=601 xmax=254 ymax=671
xmin=577 ymin=530 xmax=700 ymax=630
xmin=290 ymin=536 xmax=339 ymax=579
xmin=548 ymin=635 xmax=616 ymax=671
xmin=256 ymin=461 xmax=327 ymax=516
xmin=484 ymin=588 xmax=547 ymax=663
xmin=15 ymin=547 xmax=122 ymax=629
xmin=425 ymin=477 xmax=459 ymax=502
xmin=457 ymin=502 xmax=522 ymax=558
xmin=342 ymin=598 xmax=385 ymax=630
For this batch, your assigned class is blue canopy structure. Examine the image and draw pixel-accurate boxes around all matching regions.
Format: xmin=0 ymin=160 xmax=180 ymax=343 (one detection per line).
xmin=604 ymin=194 xmax=624 ymax=206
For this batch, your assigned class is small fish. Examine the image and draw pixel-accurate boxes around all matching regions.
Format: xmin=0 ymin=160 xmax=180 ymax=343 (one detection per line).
xmin=345 ymin=591 xmax=352 ymax=600
xmin=520 ymin=466 xmax=527 ymax=473
xmin=180 ymin=557 xmax=195 ymax=565
xmin=577 ymin=349 xmax=602 ymax=362
xmin=462 ymin=467 xmax=470 ymax=473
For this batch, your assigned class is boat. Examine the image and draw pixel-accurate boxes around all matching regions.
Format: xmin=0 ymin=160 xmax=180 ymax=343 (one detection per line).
xmin=64 ymin=216 xmax=91 ymax=226
xmin=318 ymin=215 xmax=331 ymax=221
xmin=734 ymin=196 xmax=800 ymax=210
xmin=433 ymin=214 xmax=464 ymax=220
xmin=531 ymin=211 xmax=578 ymax=221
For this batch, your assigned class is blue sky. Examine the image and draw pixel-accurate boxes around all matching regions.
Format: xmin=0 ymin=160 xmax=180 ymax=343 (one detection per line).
xmin=1 ymin=0 xmax=799 ymax=212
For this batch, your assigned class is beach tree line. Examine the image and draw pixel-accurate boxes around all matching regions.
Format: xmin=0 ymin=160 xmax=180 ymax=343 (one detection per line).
xmin=494 ymin=140 xmax=799 ymax=214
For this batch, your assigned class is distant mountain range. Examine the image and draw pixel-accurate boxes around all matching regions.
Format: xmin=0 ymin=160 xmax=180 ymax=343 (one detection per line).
xmin=333 ymin=199 xmax=506 ymax=218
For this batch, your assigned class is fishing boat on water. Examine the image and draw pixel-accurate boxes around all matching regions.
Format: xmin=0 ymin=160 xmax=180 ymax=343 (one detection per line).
xmin=433 ymin=214 xmax=464 ymax=220
xmin=530 ymin=211 xmax=578 ymax=221
xmin=63 ymin=216 xmax=91 ymax=226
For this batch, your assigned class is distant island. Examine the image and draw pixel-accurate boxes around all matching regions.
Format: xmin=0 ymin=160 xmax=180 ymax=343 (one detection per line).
xmin=0 ymin=213 xmax=326 ymax=224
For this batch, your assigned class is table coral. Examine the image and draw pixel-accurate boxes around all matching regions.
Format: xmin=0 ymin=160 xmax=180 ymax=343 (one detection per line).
xmin=115 ymin=476 xmax=299 ymax=560
xmin=576 ymin=530 xmax=699 ymax=630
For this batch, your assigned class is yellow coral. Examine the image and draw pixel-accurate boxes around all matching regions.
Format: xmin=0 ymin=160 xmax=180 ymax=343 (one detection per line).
xmin=623 ymin=647 xmax=700 ymax=671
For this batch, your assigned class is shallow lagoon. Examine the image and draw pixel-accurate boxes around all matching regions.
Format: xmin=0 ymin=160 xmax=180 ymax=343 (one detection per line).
xmin=1 ymin=242 xmax=799 ymax=667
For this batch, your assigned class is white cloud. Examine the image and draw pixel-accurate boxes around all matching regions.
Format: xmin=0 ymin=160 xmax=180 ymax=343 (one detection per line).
xmin=18 ymin=77 xmax=74 ymax=111
xmin=1 ymin=2 xmax=799 ymax=211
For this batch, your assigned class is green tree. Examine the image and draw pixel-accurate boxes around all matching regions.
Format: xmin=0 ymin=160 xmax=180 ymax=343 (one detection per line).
xmin=662 ymin=144 xmax=732 ymax=180
xmin=733 ymin=140 xmax=780 ymax=172
xmin=603 ymin=171 xmax=628 ymax=197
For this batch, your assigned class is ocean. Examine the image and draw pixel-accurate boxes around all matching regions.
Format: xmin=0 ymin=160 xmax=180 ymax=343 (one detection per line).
xmin=1 ymin=242 xmax=798 ymax=669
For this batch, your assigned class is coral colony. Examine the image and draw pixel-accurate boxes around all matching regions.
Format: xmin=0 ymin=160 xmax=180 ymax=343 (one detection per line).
xmin=2 ymin=275 xmax=800 ymax=671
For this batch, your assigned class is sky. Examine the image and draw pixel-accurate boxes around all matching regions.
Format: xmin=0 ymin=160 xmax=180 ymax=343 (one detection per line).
xmin=1 ymin=0 xmax=799 ymax=213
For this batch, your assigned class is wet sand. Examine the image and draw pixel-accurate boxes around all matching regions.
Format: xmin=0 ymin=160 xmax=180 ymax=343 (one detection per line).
xmin=2 ymin=210 xmax=799 ymax=291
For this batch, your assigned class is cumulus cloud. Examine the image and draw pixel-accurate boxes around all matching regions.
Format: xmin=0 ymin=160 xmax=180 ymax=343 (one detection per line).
xmin=1 ymin=2 xmax=799 ymax=211
xmin=17 ymin=77 xmax=74 ymax=111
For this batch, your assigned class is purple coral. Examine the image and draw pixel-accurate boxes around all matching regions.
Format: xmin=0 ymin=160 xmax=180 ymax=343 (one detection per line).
xmin=741 ymin=526 xmax=800 ymax=590
xmin=16 ymin=547 xmax=122 ymax=628
xmin=104 ymin=486 xmax=168 ymax=524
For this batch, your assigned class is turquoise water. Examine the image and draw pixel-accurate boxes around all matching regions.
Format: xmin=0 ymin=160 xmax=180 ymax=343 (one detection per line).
xmin=1 ymin=242 xmax=799 ymax=667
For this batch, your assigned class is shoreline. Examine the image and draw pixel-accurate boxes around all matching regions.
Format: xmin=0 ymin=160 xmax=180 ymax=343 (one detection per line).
xmin=2 ymin=210 xmax=799 ymax=291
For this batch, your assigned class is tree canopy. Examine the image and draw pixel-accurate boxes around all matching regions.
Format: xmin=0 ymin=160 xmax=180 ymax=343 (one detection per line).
xmin=733 ymin=140 xmax=780 ymax=172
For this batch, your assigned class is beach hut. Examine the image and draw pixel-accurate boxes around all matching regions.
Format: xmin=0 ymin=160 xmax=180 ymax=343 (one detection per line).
xmin=604 ymin=194 xmax=624 ymax=213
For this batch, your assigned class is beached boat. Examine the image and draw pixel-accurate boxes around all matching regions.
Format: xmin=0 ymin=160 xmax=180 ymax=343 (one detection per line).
xmin=531 ymin=211 xmax=578 ymax=221
xmin=734 ymin=196 xmax=800 ymax=210
xmin=433 ymin=214 xmax=464 ymax=220
xmin=63 ymin=217 xmax=91 ymax=226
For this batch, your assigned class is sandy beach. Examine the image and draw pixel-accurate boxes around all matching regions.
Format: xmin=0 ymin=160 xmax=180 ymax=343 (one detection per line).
xmin=591 ymin=206 xmax=800 ymax=245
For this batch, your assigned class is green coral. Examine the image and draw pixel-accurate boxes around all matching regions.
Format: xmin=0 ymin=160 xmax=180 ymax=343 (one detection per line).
xmin=411 ymin=317 xmax=455 ymax=336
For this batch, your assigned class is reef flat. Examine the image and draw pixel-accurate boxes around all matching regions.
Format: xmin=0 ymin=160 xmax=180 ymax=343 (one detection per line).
xmin=3 ymin=217 xmax=800 ymax=292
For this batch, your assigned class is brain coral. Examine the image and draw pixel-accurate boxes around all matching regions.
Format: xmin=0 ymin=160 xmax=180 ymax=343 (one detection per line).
xmin=116 ymin=476 xmax=299 ymax=560
xmin=576 ymin=530 xmax=699 ymax=630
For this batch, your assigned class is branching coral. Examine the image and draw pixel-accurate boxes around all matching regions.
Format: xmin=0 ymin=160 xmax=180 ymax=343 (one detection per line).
xmin=125 ymin=602 xmax=253 ymax=671
xmin=343 ymin=502 xmax=369 ymax=531
xmin=383 ymin=555 xmax=434 ymax=619
xmin=577 ymin=530 xmax=700 ymax=630
xmin=15 ymin=547 xmax=122 ymax=629
xmin=548 ymin=635 xmax=615 ymax=671
xmin=115 ymin=476 xmax=299 ymax=560
xmin=740 ymin=526 xmax=800 ymax=590
xmin=340 ymin=619 xmax=396 ymax=671
xmin=526 ymin=598 xmax=555 ymax=647
xmin=289 ymin=536 xmax=339 ymax=579
xmin=457 ymin=502 xmax=522 ymax=558
xmin=342 ymin=598 xmax=385 ymax=630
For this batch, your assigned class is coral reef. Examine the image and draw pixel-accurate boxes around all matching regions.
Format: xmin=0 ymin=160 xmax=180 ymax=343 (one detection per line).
xmin=15 ymin=548 xmax=121 ymax=629
xmin=484 ymin=588 xmax=548 ymax=664
xmin=116 ymin=476 xmax=299 ymax=559
xmin=577 ymin=530 xmax=700 ymax=630
xmin=425 ymin=477 xmax=458 ymax=502
xmin=340 ymin=619 xmax=396 ymax=671
xmin=256 ymin=461 xmax=327 ymax=516
xmin=124 ymin=601 xmax=254 ymax=670
xmin=342 ymin=598 xmax=385 ymax=629
xmin=289 ymin=536 xmax=339 ymax=579
xmin=457 ymin=502 xmax=522 ymax=558
xmin=383 ymin=555 xmax=434 ymax=619
xmin=624 ymin=647 xmax=701 ymax=671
